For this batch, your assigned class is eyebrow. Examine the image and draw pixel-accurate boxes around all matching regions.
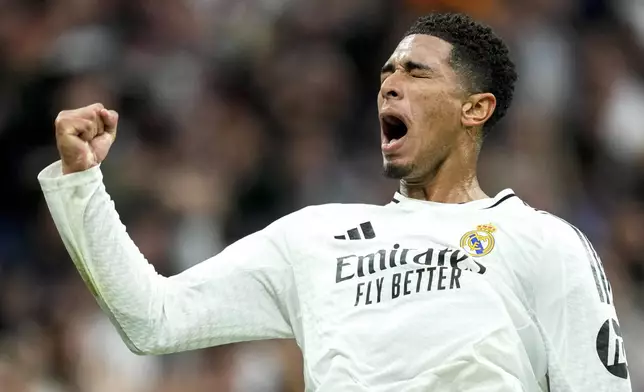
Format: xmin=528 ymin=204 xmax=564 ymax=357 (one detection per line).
xmin=381 ymin=60 xmax=434 ymax=74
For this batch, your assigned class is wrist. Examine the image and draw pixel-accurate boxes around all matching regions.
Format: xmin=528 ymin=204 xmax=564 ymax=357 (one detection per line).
xmin=62 ymin=162 xmax=93 ymax=175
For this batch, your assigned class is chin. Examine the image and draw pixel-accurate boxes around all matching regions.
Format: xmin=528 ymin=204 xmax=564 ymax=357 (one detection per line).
xmin=383 ymin=159 xmax=414 ymax=179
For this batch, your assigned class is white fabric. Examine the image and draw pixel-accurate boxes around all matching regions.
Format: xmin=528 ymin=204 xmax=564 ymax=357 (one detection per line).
xmin=38 ymin=161 xmax=633 ymax=392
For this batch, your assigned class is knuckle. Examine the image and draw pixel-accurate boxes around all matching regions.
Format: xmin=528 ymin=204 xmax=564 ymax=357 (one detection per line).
xmin=54 ymin=106 xmax=104 ymax=135
xmin=54 ymin=113 xmax=68 ymax=129
xmin=82 ymin=118 xmax=95 ymax=130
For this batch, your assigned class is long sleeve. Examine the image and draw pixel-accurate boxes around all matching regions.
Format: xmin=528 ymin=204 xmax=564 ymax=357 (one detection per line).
xmin=535 ymin=220 xmax=632 ymax=391
xmin=38 ymin=161 xmax=299 ymax=355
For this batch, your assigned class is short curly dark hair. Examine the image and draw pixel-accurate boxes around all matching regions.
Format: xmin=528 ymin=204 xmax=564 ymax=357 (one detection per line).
xmin=405 ymin=13 xmax=517 ymax=134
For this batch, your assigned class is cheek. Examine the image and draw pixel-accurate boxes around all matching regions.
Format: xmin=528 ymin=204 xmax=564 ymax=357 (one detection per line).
xmin=421 ymin=91 xmax=461 ymax=127
xmin=411 ymin=90 xmax=462 ymax=152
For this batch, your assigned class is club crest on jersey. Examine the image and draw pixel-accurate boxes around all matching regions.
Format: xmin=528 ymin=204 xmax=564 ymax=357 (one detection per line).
xmin=460 ymin=224 xmax=496 ymax=257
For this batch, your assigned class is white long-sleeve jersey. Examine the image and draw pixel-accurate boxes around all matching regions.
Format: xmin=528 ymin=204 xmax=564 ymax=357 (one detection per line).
xmin=38 ymin=161 xmax=632 ymax=392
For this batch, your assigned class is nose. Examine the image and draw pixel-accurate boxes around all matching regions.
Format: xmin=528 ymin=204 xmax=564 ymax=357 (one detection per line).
xmin=380 ymin=76 xmax=404 ymax=101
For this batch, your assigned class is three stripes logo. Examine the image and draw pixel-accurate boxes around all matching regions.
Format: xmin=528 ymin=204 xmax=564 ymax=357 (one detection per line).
xmin=570 ymin=225 xmax=613 ymax=305
xmin=334 ymin=222 xmax=376 ymax=240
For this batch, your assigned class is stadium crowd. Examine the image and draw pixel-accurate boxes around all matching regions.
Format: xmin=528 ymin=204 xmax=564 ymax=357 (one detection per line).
xmin=0 ymin=0 xmax=643 ymax=390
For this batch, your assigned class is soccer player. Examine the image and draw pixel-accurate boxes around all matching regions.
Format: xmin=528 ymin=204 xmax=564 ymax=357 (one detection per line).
xmin=38 ymin=12 xmax=631 ymax=392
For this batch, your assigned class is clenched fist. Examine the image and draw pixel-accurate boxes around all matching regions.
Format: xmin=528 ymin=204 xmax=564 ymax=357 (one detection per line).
xmin=55 ymin=103 xmax=118 ymax=174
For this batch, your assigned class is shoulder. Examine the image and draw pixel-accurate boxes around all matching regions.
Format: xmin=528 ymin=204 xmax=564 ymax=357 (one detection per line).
xmin=518 ymin=208 xmax=596 ymax=260
xmin=490 ymin=197 xmax=595 ymax=260
xmin=501 ymin=208 xmax=605 ymax=296
xmin=521 ymin=210 xmax=612 ymax=307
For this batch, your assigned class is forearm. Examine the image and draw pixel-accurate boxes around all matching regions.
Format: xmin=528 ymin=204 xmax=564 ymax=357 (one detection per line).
xmin=39 ymin=161 xmax=171 ymax=354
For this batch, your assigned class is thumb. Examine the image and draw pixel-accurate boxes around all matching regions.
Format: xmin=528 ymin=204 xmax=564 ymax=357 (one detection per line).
xmin=99 ymin=109 xmax=119 ymax=134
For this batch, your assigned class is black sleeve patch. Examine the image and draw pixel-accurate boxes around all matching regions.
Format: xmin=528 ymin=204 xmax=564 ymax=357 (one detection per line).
xmin=596 ymin=318 xmax=629 ymax=379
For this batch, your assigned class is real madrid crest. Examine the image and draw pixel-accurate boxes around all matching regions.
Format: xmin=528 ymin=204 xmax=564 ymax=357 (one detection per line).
xmin=460 ymin=224 xmax=496 ymax=257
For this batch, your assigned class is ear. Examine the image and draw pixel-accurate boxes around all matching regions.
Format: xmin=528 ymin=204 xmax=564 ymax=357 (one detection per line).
xmin=461 ymin=93 xmax=496 ymax=128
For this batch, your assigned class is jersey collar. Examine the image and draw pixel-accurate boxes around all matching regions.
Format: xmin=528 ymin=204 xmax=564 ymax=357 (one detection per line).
xmin=389 ymin=189 xmax=518 ymax=210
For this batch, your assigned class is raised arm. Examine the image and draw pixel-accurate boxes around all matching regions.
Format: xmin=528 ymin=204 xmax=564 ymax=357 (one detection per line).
xmin=38 ymin=104 xmax=299 ymax=355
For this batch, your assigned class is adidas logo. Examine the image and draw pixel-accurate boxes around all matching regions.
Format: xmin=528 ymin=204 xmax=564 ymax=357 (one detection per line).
xmin=334 ymin=222 xmax=376 ymax=240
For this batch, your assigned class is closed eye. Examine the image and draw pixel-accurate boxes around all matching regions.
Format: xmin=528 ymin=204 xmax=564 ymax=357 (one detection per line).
xmin=410 ymin=70 xmax=433 ymax=79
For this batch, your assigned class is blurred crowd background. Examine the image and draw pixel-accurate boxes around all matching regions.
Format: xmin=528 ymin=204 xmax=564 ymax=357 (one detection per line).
xmin=1 ymin=0 xmax=643 ymax=390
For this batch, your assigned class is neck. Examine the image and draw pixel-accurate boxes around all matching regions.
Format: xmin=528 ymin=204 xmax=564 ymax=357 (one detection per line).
xmin=398 ymin=145 xmax=486 ymax=204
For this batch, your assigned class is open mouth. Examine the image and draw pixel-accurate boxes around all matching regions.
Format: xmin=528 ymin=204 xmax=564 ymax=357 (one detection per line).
xmin=381 ymin=114 xmax=409 ymax=144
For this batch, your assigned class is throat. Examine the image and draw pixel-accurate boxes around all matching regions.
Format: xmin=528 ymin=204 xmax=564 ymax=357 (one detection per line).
xmin=399 ymin=154 xmax=487 ymax=204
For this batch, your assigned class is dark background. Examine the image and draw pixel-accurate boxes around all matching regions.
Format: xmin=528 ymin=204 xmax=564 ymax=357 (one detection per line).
xmin=0 ymin=0 xmax=643 ymax=390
